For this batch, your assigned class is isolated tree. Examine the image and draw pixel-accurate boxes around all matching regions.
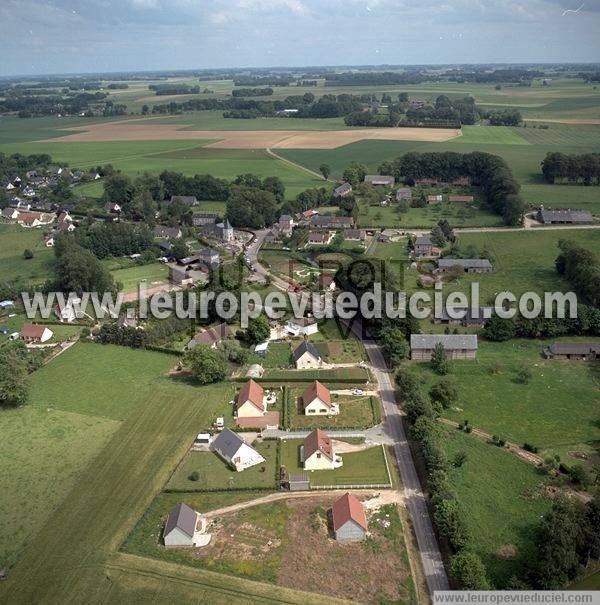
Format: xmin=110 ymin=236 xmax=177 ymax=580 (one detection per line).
xmin=23 ymin=249 xmax=33 ymax=260
xmin=0 ymin=342 xmax=29 ymax=408
xmin=183 ymin=345 xmax=227 ymax=385
xmin=431 ymin=343 xmax=450 ymax=375
xmin=449 ymin=552 xmax=491 ymax=589
xmin=429 ymin=379 xmax=458 ymax=410
xmin=319 ymin=164 xmax=331 ymax=180
xmin=244 ymin=316 xmax=270 ymax=345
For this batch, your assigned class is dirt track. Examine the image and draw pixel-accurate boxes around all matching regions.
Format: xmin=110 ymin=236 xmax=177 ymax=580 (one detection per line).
xmin=44 ymin=121 xmax=462 ymax=149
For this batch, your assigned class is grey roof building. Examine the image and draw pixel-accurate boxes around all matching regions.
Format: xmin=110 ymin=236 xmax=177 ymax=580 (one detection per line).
xmin=170 ymin=195 xmax=198 ymax=206
xmin=292 ymin=341 xmax=321 ymax=363
xmin=163 ymin=502 xmax=199 ymax=547
xmin=396 ymin=187 xmax=412 ymax=200
xmin=537 ymin=208 xmax=593 ymax=224
xmin=411 ymin=334 xmax=478 ymax=360
xmin=333 ymin=183 xmax=353 ymax=197
xmin=212 ymin=428 xmax=244 ymax=460
xmin=437 ymin=258 xmax=493 ymax=273
xmin=544 ymin=342 xmax=600 ymax=360
xmin=364 ymin=175 xmax=395 ymax=187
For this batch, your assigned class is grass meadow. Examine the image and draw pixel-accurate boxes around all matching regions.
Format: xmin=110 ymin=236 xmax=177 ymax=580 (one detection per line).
xmin=410 ymin=339 xmax=600 ymax=460
xmin=441 ymin=429 xmax=552 ymax=587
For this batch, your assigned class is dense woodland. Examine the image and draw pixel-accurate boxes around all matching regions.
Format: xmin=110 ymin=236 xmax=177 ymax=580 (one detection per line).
xmin=542 ymin=152 xmax=600 ymax=184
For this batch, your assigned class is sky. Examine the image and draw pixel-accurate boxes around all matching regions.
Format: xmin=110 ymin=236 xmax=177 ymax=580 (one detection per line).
xmin=1 ymin=0 xmax=599 ymax=76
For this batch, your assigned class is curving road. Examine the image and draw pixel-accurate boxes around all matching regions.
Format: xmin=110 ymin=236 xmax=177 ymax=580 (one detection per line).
xmin=247 ymin=229 xmax=450 ymax=597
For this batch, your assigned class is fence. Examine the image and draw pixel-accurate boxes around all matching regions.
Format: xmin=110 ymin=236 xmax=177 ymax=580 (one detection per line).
xmin=311 ymin=483 xmax=392 ymax=490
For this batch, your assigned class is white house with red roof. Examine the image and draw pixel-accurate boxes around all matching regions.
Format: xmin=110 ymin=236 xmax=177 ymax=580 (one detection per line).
xmin=302 ymin=429 xmax=342 ymax=471
xmin=302 ymin=381 xmax=338 ymax=416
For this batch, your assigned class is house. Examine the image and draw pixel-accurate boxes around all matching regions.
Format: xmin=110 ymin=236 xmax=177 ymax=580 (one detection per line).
xmin=187 ymin=323 xmax=231 ymax=349
xmin=293 ymin=341 xmax=322 ymax=369
xmin=236 ymin=379 xmax=266 ymax=418
xmin=286 ymin=316 xmax=319 ymax=337
xmin=104 ymin=202 xmax=122 ymax=213
xmin=310 ymin=215 xmax=354 ymax=229
xmin=344 ymin=229 xmax=366 ymax=242
xmin=302 ymin=381 xmax=338 ymax=416
xmin=0 ymin=300 xmax=15 ymax=309
xmin=54 ymin=298 xmax=81 ymax=323
xmin=170 ymin=195 xmax=198 ymax=207
xmin=543 ymin=343 xmax=600 ymax=360
xmin=449 ymin=195 xmax=474 ymax=205
xmin=154 ymin=226 xmax=183 ymax=239
xmin=307 ymin=232 xmax=331 ymax=246
xmin=427 ymin=194 xmax=443 ymax=204
xmin=1 ymin=208 xmax=20 ymax=220
xmin=437 ymin=258 xmax=493 ymax=274
xmin=169 ymin=267 xmax=195 ymax=287
xmin=413 ymin=236 xmax=433 ymax=258
xmin=396 ymin=188 xmax=412 ymax=201
xmin=203 ymin=219 xmax=234 ymax=242
xmin=536 ymin=208 xmax=593 ymax=225
xmin=44 ymin=234 xmax=55 ymax=247
xmin=318 ymin=274 xmax=336 ymax=292
xmin=279 ymin=214 xmax=294 ymax=236
xmin=302 ymin=429 xmax=342 ymax=470
xmin=364 ymin=175 xmax=395 ymax=187
xmin=11 ymin=199 xmax=32 ymax=210
xmin=192 ymin=212 xmax=218 ymax=227
xmin=17 ymin=212 xmax=48 ymax=228
xmin=163 ymin=502 xmax=210 ymax=548
xmin=212 ymin=428 xmax=265 ymax=472
xmin=410 ymin=334 xmax=478 ymax=360
xmin=263 ymin=229 xmax=279 ymax=244
xmin=275 ymin=108 xmax=299 ymax=116
xmin=331 ymin=493 xmax=368 ymax=542
xmin=20 ymin=324 xmax=53 ymax=343
xmin=434 ymin=306 xmax=494 ymax=328
xmin=333 ymin=183 xmax=353 ymax=198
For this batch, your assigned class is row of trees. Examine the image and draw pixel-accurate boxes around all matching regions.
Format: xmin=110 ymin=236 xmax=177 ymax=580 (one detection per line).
xmin=231 ymin=87 xmax=273 ymax=97
xmin=377 ymin=151 xmax=526 ymax=225
xmin=556 ymin=240 xmax=600 ymax=307
xmin=541 ymin=152 xmax=600 ymax=185
xmin=484 ymin=108 xmax=522 ymax=126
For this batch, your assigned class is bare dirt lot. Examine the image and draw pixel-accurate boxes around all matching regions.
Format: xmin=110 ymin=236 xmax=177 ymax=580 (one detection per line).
xmin=45 ymin=120 xmax=461 ymax=148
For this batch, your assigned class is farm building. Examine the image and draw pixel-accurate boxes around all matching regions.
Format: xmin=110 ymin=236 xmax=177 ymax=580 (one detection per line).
xmin=302 ymin=381 xmax=338 ymax=416
xmin=286 ymin=316 xmax=319 ymax=337
xmin=449 ymin=195 xmax=474 ymax=205
xmin=310 ymin=215 xmax=354 ymax=229
xmin=307 ymin=232 xmax=332 ymax=245
xmin=20 ymin=324 xmax=53 ymax=343
xmin=364 ymin=175 xmax=395 ymax=187
xmin=413 ymin=236 xmax=433 ymax=258
xmin=236 ymin=379 xmax=266 ymax=418
xmin=293 ymin=341 xmax=322 ymax=369
xmin=536 ymin=208 xmax=593 ymax=225
xmin=433 ymin=306 xmax=494 ymax=328
xmin=396 ymin=188 xmax=412 ymax=201
xmin=192 ymin=212 xmax=218 ymax=227
xmin=344 ymin=229 xmax=366 ymax=242
xmin=170 ymin=195 xmax=198 ymax=207
xmin=211 ymin=428 xmax=265 ymax=472
xmin=302 ymin=429 xmax=342 ymax=470
xmin=333 ymin=183 xmax=353 ymax=198
xmin=331 ymin=493 xmax=368 ymax=542
xmin=437 ymin=258 xmax=493 ymax=273
xmin=410 ymin=334 xmax=478 ymax=360
xmin=543 ymin=343 xmax=600 ymax=360
xmin=187 ymin=323 xmax=232 ymax=349
xmin=163 ymin=502 xmax=210 ymax=548
xmin=427 ymin=194 xmax=443 ymax=204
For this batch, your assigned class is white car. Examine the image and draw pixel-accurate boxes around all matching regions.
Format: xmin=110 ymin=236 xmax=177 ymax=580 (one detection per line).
xmin=352 ymin=388 xmax=364 ymax=396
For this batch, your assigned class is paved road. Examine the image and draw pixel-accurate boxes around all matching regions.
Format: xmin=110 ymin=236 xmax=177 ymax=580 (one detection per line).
xmin=249 ymin=229 xmax=450 ymax=597
xmin=263 ymin=423 xmax=395 ymax=445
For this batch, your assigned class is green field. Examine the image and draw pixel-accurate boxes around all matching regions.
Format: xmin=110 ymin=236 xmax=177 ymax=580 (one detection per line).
xmin=166 ymin=441 xmax=278 ymax=491
xmin=410 ymin=339 xmax=600 ymax=460
xmin=441 ymin=429 xmax=552 ymax=587
xmin=279 ymin=441 xmax=391 ymax=486
xmin=0 ymin=223 xmax=54 ymax=286
xmin=109 ymin=262 xmax=169 ymax=293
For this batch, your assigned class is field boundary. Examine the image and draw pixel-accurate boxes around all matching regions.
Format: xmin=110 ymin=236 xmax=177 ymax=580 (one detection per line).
xmin=266 ymin=147 xmax=327 ymax=181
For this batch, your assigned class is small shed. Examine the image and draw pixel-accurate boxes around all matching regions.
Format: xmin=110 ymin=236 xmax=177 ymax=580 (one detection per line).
xmin=254 ymin=342 xmax=269 ymax=356
xmin=287 ymin=472 xmax=310 ymax=491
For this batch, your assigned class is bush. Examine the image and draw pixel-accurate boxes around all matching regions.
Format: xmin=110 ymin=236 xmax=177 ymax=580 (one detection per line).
xmin=23 ymin=249 xmax=34 ymax=260
xmin=515 ymin=367 xmax=532 ymax=384
xmin=523 ymin=443 xmax=539 ymax=453
xmin=189 ymin=471 xmax=200 ymax=481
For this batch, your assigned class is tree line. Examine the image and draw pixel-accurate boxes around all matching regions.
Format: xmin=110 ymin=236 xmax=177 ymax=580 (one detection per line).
xmin=231 ymin=87 xmax=274 ymax=97
xmin=556 ymin=240 xmax=600 ymax=307
xmin=377 ymin=151 xmax=526 ymax=225
xmin=541 ymin=152 xmax=600 ymax=185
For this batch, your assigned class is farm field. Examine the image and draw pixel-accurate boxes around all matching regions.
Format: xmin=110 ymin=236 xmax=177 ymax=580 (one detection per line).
xmin=440 ymin=429 xmax=552 ymax=587
xmin=109 ymin=262 xmax=169 ymax=293
xmin=123 ymin=493 xmax=413 ymax=602
xmin=0 ymin=223 xmax=55 ymax=287
xmin=279 ymin=441 xmax=391 ymax=486
xmin=410 ymin=339 xmax=600 ymax=462
xmin=287 ymin=390 xmax=377 ymax=430
xmin=166 ymin=440 xmax=278 ymax=491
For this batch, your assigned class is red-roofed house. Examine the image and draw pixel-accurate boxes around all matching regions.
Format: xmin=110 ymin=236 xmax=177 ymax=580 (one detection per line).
xmin=302 ymin=381 xmax=338 ymax=416
xmin=318 ymin=274 xmax=336 ymax=292
xmin=236 ymin=379 xmax=266 ymax=418
xmin=20 ymin=323 xmax=53 ymax=343
xmin=302 ymin=429 xmax=342 ymax=470
xmin=331 ymin=493 xmax=368 ymax=542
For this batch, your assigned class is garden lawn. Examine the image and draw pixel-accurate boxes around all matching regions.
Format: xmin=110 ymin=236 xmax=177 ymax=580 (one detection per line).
xmin=0 ymin=223 xmax=55 ymax=287
xmin=280 ymin=442 xmax=391 ymax=486
xmin=288 ymin=390 xmax=376 ymax=430
xmin=165 ymin=441 xmax=278 ymax=491
xmin=109 ymin=262 xmax=169 ymax=293
xmin=313 ymin=339 xmax=366 ymax=363
xmin=0 ymin=406 xmax=119 ymax=569
xmin=247 ymin=342 xmax=292 ymax=368
xmin=263 ymin=367 xmax=369 ymax=383
xmin=410 ymin=339 xmax=600 ymax=458
xmin=441 ymin=429 xmax=552 ymax=587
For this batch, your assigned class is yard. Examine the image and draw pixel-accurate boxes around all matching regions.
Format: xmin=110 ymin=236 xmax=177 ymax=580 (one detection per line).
xmin=288 ymin=390 xmax=378 ymax=430
xmin=279 ymin=441 xmax=391 ymax=487
xmin=409 ymin=338 xmax=600 ymax=463
xmin=246 ymin=342 xmax=292 ymax=368
xmin=441 ymin=428 xmax=552 ymax=587
xmin=165 ymin=441 xmax=278 ymax=491
xmin=109 ymin=262 xmax=169 ymax=294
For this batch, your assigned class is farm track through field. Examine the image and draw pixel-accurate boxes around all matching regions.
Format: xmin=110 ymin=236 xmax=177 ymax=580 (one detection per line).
xmin=266 ymin=147 xmax=327 ymax=180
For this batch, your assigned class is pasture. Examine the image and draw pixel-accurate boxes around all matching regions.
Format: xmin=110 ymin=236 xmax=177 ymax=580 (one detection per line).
xmin=441 ymin=428 xmax=552 ymax=587
xmin=410 ymin=339 xmax=600 ymax=461
xmin=109 ymin=262 xmax=169 ymax=293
